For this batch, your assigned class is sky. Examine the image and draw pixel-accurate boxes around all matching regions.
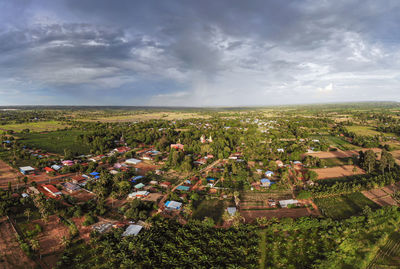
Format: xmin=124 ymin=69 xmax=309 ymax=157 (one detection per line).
xmin=0 ymin=0 xmax=400 ymax=106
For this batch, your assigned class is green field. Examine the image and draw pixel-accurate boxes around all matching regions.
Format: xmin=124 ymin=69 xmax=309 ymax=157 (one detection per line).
xmin=192 ymin=199 xmax=225 ymax=224
xmin=320 ymin=135 xmax=360 ymax=150
xmin=314 ymin=192 xmax=380 ymax=219
xmin=0 ymin=121 xmax=68 ymax=134
xmin=17 ymin=130 xmax=90 ymax=155
xmin=322 ymin=157 xmax=353 ymax=167
xmin=345 ymin=126 xmax=382 ymax=137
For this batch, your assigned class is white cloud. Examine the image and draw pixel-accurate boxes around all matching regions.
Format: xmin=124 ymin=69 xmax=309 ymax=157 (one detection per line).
xmin=317 ymin=83 xmax=333 ymax=93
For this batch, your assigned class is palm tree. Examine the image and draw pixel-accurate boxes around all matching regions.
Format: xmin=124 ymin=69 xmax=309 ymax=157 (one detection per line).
xmin=24 ymin=208 xmax=32 ymax=221
xmin=30 ymin=239 xmax=40 ymax=252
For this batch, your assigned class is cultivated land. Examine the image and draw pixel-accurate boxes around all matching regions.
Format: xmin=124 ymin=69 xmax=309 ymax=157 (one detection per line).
xmin=0 ymin=218 xmax=36 ymax=269
xmin=17 ymin=130 xmax=91 ymax=155
xmin=314 ymin=192 xmax=380 ymax=219
xmin=362 ymin=182 xmax=400 ymax=206
xmin=312 ymin=165 xmax=365 ymax=179
xmin=79 ymin=111 xmax=211 ymax=122
xmin=0 ymin=121 xmax=68 ymax=134
xmin=0 ymin=159 xmax=18 ymax=188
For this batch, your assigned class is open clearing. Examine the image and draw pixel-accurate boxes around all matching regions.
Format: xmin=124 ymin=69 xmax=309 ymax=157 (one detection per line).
xmin=241 ymin=208 xmax=316 ymax=223
xmin=79 ymin=112 xmax=210 ymax=122
xmin=33 ymin=215 xmax=69 ymax=268
xmin=0 ymin=160 xmax=18 ymax=188
xmin=0 ymin=218 xmax=36 ymax=269
xmin=304 ymin=148 xmax=382 ymax=159
xmin=17 ymin=129 xmax=90 ymax=155
xmin=311 ymin=165 xmax=365 ymax=179
xmin=362 ymin=183 xmax=400 ymax=206
xmin=345 ymin=126 xmax=382 ymax=136
xmin=314 ymin=192 xmax=380 ymax=219
xmin=0 ymin=121 xmax=68 ymax=134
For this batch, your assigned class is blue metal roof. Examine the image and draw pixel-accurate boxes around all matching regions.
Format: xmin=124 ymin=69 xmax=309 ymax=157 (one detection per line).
xmin=90 ymin=172 xmax=100 ymax=176
xmin=176 ymin=185 xmax=190 ymax=191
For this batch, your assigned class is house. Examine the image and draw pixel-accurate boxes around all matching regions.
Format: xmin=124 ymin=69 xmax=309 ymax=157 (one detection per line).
xmin=64 ymin=182 xmax=80 ymax=193
xmin=43 ymin=184 xmax=62 ymax=197
xmin=134 ymin=183 xmax=145 ymax=189
xmin=277 ymin=148 xmax=285 ymax=153
xmin=20 ymin=166 xmax=35 ymax=175
xmin=128 ymin=191 xmax=149 ymax=199
xmin=93 ymin=223 xmax=112 ymax=234
xmin=160 ymin=181 xmax=172 ymax=188
xmin=276 ymin=160 xmax=284 ymax=167
xmin=132 ymin=176 xmax=144 ymax=181
xmin=279 ymin=199 xmax=299 ymax=208
xmin=71 ymin=175 xmax=86 ymax=184
xmin=176 ymin=185 xmax=190 ymax=191
xmin=260 ymin=178 xmax=272 ymax=187
xmin=165 ymin=201 xmax=182 ymax=210
xmin=62 ymin=160 xmax=74 ymax=166
xmin=125 ymin=158 xmax=142 ymax=165
xmin=21 ymin=193 xmax=29 ymax=198
xmin=149 ymin=180 xmax=158 ymax=185
xmin=27 ymin=186 xmax=40 ymax=195
xmin=170 ymin=143 xmax=184 ymax=150
xmin=44 ymin=167 xmax=55 ymax=174
xmin=227 ymin=207 xmax=237 ymax=216
xmin=207 ymin=177 xmax=216 ymax=182
xmin=265 ymin=171 xmax=274 ymax=178
xmin=51 ymin=164 xmax=62 ymax=171
xmin=89 ymin=172 xmax=100 ymax=179
xmin=122 ymin=224 xmax=143 ymax=237
xmin=113 ymin=146 xmax=131 ymax=153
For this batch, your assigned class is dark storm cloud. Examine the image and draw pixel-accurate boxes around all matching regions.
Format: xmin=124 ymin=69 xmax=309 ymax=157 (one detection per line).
xmin=0 ymin=0 xmax=400 ymax=105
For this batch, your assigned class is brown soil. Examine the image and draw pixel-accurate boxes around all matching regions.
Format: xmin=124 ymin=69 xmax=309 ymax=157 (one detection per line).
xmin=241 ymin=207 xmax=316 ymax=223
xmin=311 ymin=165 xmax=365 ymax=179
xmin=0 ymin=160 xmax=18 ymax=188
xmin=33 ymin=215 xmax=69 ymax=269
xmin=362 ymin=184 xmax=400 ymax=207
xmin=0 ymin=218 xmax=36 ymax=269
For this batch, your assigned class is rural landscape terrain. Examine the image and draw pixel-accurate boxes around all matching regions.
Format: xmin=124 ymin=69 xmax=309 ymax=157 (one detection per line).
xmin=1 ymin=103 xmax=400 ymax=268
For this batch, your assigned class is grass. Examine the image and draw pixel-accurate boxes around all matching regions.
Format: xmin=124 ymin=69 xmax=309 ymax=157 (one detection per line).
xmin=314 ymin=192 xmax=380 ymax=219
xmin=17 ymin=129 xmax=90 ymax=155
xmin=317 ymin=135 xmax=360 ymax=150
xmin=322 ymin=157 xmax=353 ymax=167
xmin=345 ymin=126 xmax=382 ymax=137
xmin=192 ymin=199 xmax=225 ymax=224
xmin=0 ymin=121 xmax=68 ymax=134
xmin=259 ymin=229 xmax=267 ymax=269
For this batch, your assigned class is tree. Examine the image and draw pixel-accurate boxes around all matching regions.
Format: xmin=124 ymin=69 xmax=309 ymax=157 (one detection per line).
xmin=363 ymin=150 xmax=376 ymax=173
xmin=24 ymin=208 xmax=32 ymax=221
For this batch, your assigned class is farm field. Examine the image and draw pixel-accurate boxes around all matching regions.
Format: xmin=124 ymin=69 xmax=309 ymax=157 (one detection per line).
xmin=17 ymin=130 xmax=90 ymax=155
xmin=241 ymin=207 xmax=316 ymax=223
xmin=0 ymin=218 xmax=36 ymax=269
xmin=322 ymin=157 xmax=352 ymax=167
xmin=0 ymin=121 xmax=68 ymax=134
xmin=304 ymin=148 xmax=382 ymax=159
xmin=362 ymin=183 xmax=400 ymax=206
xmin=314 ymin=192 xmax=380 ymax=219
xmin=0 ymin=159 xmax=18 ymax=189
xmin=79 ymin=112 xmax=210 ymax=122
xmin=311 ymin=165 xmax=365 ymax=179
xmin=345 ymin=125 xmax=382 ymax=136
xmin=322 ymin=135 xmax=360 ymax=150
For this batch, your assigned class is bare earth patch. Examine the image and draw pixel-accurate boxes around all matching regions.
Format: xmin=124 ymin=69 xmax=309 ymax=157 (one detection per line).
xmin=241 ymin=208 xmax=316 ymax=223
xmin=0 ymin=160 xmax=18 ymax=189
xmin=311 ymin=165 xmax=365 ymax=179
xmin=0 ymin=218 xmax=36 ymax=269
xmin=33 ymin=215 xmax=69 ymax=268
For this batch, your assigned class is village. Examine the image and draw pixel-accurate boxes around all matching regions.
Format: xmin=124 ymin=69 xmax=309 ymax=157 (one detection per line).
xmin=1 ymin=106 xmax=400 ymax=268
